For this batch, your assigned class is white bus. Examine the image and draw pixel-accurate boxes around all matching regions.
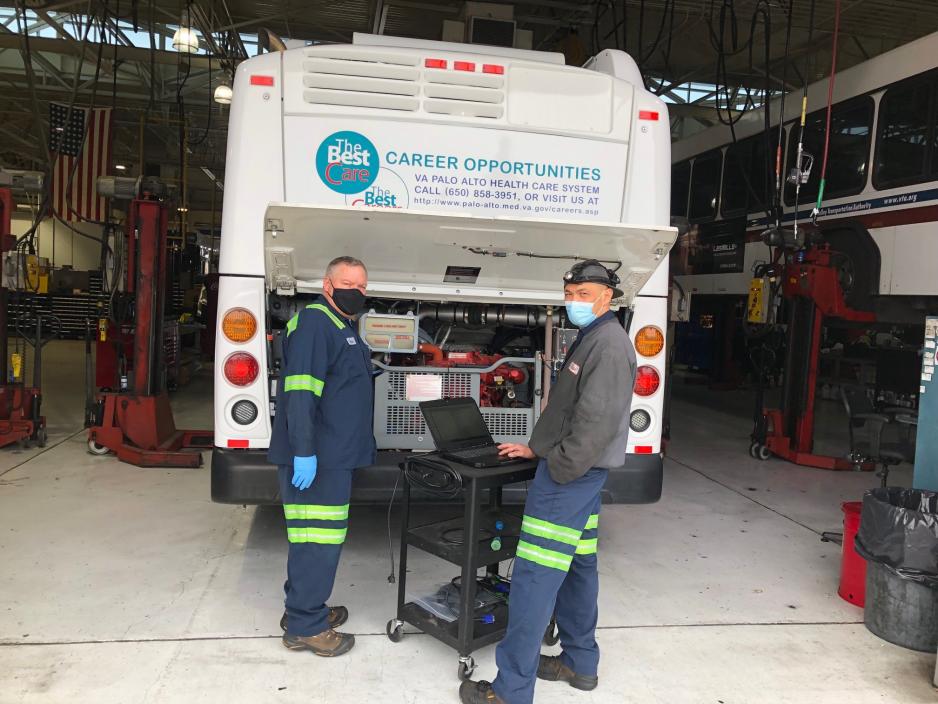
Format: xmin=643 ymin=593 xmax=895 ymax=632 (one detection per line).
xmin=210 ymin=34 xmax=676 ymax=505
xmin=671 ymin=30 xmax=938 ymax=321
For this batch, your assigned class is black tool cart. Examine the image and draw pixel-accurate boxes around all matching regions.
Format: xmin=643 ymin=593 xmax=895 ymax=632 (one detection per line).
xmin=386 ymin=454 xmax=539 ymax=680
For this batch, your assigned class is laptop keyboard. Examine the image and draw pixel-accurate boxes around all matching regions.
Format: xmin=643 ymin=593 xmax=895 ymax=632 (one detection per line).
xmin=450 ymin=446 xmax=498 ymax=459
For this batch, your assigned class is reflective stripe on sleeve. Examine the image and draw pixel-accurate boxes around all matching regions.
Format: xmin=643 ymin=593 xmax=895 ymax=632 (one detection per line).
xmin=282 ymin=374 xmax=324 ymax=396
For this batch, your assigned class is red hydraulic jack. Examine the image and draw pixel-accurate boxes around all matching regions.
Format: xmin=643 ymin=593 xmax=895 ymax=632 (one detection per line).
xmin=87 ymin=192 xmax=212 ymax=467
xmin=754 ymin=245 xmax=875 ymax=470
xmin=0 ymin=185 xmax=48 ymax=450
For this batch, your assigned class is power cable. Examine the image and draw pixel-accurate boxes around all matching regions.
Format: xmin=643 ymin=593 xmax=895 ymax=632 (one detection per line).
xmin=812 ymin=0 xmax=843 ymax=223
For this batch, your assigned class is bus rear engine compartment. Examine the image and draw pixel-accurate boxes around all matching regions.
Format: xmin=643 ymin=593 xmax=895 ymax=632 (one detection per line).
xmin=266 ymin=296 xmax=565 ymax=450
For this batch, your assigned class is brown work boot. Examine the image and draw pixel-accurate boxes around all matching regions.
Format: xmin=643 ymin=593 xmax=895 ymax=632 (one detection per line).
xmin=537 ymin=654 xmax=598 ymax=691
xmin=280 ymin=606 xmax=348 ymax=632
xmin=282 ymin=628 xmax=355 ymax=657
xmin=458 ymin=680 xmax=506 ymax=704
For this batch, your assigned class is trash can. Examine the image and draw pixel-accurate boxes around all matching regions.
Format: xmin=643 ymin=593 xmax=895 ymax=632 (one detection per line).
xmin=838 ymin=501 xmax=866 ymax=607
xmin=855 ymin=488 xmax=938 ymax=653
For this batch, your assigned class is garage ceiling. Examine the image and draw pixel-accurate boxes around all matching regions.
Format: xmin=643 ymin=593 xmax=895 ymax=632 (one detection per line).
xmin=1 ymin=0 xmax=936 ymax=217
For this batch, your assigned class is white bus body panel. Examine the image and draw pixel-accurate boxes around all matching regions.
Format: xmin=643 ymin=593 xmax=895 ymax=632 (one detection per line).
xmin=215 ymin=40 xmax=673 ymax=458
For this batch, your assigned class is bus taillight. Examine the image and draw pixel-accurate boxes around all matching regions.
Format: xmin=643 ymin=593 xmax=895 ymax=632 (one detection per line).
xmin=634 ymin=366 xmax=660 ymax=396
xmin=224 ymin=353 xmax=259 ymax=387
xmin=634 ymin=326 xmax=664 ymax=357
xmin=222 ymin=308 xmax=258 ymax=343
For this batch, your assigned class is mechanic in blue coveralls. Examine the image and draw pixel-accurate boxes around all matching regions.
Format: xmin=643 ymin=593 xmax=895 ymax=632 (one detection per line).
xmin=267 ymin=256 xmax=376 ymax=657
xmin=460 ymin=260 xmax=637 ymax=704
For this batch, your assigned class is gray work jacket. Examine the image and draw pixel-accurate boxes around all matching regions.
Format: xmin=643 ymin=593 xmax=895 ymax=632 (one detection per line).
xmin=530 ymin=312 xmax=637 ymax=484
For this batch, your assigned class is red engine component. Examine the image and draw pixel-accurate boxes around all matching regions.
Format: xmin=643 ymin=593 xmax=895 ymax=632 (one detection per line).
xmin=418 ymin=347 xmax=527 ymax=406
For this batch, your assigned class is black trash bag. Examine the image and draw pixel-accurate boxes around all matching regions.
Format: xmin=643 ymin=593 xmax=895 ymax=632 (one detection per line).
xmin=854 ymin=488 xmax=938 ymax=587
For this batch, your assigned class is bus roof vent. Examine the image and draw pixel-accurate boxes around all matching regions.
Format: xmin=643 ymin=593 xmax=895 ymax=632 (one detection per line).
xmin=302 ymin=47 xmax=421 ymax=112
xmin=422 ymin=68 xmax=506 ymax=120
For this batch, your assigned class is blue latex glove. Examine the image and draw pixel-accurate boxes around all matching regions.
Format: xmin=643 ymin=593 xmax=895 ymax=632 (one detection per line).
xmin=292 ymin=455 xmax=318 ymax=490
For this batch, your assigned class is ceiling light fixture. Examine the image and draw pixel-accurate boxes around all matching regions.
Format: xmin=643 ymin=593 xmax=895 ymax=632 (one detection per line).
xmin=214 ymin=84 xmax=233 ymax=105
xmin=172 ymin=9 xmax=200 ymax=54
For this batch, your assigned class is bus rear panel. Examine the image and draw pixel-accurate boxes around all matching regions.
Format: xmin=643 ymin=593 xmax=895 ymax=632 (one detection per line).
xmin=211 ymin=35 xmax=675 ymax=505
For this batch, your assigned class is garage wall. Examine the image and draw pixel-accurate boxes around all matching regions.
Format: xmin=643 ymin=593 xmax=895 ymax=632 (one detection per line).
xmin=10 ymin=215 xmax=103 ymax=270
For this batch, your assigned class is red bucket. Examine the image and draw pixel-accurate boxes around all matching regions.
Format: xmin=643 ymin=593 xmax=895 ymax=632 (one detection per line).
xmin=838 ymin=501 xmax=866 ymax=607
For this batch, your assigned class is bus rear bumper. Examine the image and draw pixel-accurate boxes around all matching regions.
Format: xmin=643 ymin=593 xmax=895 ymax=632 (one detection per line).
xmin=211 ymin=449 xmax=663 ymax=505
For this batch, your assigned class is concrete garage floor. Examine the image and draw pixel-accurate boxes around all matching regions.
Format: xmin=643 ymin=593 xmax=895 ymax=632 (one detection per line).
xmin=1 ymin=341 xmax=935 ymax=703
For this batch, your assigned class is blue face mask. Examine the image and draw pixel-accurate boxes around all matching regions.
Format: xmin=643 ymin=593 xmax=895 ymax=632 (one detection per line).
xmin=565 ymin=301 xmax=598 ymax=328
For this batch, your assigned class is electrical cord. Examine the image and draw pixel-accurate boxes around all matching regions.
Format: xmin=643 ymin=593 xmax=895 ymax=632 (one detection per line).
xmin=404 ymin=456 xmax=463 ymax=498
xmin=812 ymin=0 xmax=843 ymax=223
xmin=385 ymin=469 xmax=401 ymax=584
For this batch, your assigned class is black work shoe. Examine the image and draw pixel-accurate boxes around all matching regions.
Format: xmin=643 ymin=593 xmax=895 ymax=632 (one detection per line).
xmin=282 ymin=628 xmax=355 ymax=657
xmin=537 ymin=654 xmax=598 ymax=691
xmin=280 ymin=606 xmax=349 ymax=632
xmin=458 ymin=680 xmax=506 ymax=704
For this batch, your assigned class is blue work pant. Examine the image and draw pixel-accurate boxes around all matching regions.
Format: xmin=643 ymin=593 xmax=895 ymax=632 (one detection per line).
xmin=493 ymin=461 xmax=606 ymax=704
xmin=278 ymin=465 xmax=353 ymax=637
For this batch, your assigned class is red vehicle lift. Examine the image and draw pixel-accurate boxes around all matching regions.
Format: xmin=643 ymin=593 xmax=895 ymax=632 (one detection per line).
xmin=87 ymin=185 xmax=212 ymax=467
xmin=752 ymin=244 xmax=875 ymax=470
xmin=0 ymin=183 xmax=49 ymax=450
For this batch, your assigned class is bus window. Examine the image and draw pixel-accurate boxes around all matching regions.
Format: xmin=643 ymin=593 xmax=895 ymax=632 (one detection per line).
xmin=689 ymin=150 xmax=722 ymax=222
xmin=874 ymin=77 xmax=935 ymax=188
xmin=721 ymin=139 xmax=751 ymax=216
xmin=671 ymin=160 xmax=691 ymax=217
xmin=785 ymin=97 xmax=874 ymax=205
xmin=750 ymin=131 xmax=784 ymax=211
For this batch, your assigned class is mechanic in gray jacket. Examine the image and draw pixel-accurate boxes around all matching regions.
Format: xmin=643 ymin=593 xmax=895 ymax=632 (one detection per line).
xmin=460 ymin=260 xmax=637 ymax=704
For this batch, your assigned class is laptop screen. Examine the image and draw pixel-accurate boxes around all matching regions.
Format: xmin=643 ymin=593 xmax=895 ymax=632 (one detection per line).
xmin=420 ymin=398 xmax=493 ymax=450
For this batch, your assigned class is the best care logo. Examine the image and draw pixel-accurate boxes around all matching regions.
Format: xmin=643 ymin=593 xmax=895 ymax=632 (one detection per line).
xmin=315 ymin=131 xmax=379 ymax=195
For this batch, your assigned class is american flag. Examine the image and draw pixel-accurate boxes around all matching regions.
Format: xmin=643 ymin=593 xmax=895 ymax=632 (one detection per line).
xmin=49 ymin=104 xmax=113 ymax=221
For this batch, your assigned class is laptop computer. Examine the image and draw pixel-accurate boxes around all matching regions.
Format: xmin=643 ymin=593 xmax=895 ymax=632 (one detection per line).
xmin=419 ymin=397 xmax=525 ymax=468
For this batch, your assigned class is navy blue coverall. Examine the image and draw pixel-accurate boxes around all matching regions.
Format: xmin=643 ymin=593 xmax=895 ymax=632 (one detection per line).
xmin=268 ymin=296 xmax=376 ymax=637
xmin=492 ymin=312 xmax=635 ymax=704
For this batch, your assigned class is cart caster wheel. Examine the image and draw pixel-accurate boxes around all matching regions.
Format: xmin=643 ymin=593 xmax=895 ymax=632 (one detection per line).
xmin=543 ymin=619 xmax=560 ymax=646
xmin=87 ymin=439 xmax=109 ymax=455
xmin=386 ymin=619 xmax=404 ymax=643
xmin=757 ymin=444 xmax=771 ymax=461
xmin=458 ymin=657 xmax=476 ymax=681
xmin=35 ymin=428 xmax=47 ymax=448
xmin=16 ymin=438 xmax=29 ymax=450
xmin=749 ymin=441 xmax=760 ymax=459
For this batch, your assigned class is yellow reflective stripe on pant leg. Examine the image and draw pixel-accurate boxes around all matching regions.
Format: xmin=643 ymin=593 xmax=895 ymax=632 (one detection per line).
xmin=584 ymin=514 xmax=599 ymax=531
xmin=282 ymin=374 xmax=324 ymax=395
xmin=516 ymin=540 xmax=573 ymax=571
xmin=283 ymin=504 xmax=350 ymax=521
xmin=575 ymin=538 xmax=598 ymax=555
xmin=306 ymin=304 xmax=346 ymax=329
xmin=286 ymin=527 xmax=348 ymax=544
xmin=521 ymin=515 xmax=582 ymax=546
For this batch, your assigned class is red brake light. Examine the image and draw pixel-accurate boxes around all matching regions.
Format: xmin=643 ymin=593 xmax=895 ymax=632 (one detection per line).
xmin=639 ymin=110 xmax=659 ymax=121
xmin=634 ymin=366 xmax=661 ymax=396
xmin=227 ymin=439 xmax=250 ymax=449
xmin=224 ymin=353 xmax=259 ymax=387
xmin=455 ymin=61 xmax=476 ymax=72
xmin=482 ymin=64 xmax=504 ymax=75
xmin=633 ymin=445 xmax=654 ymax=454
xmin=250 ymin=75 xmax=275 ymax=86
xmin=425 ymin=58 xmax=447 ymax=69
